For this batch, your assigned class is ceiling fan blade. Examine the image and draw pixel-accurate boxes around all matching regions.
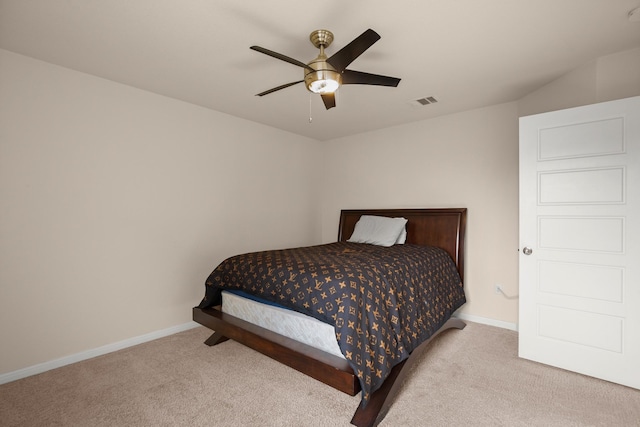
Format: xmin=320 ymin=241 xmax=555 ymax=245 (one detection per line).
xmin=250 ymin=46 xmax=314 ymax=72
xmin=321 ymin=93 xmax=336 ymax=110
xmin=326 ymin=29 xmax=381 ymax=72
xmin=341 ymin=70 xmax=401 ymax=87
xmin=256 ymin=80 xmax=304 ymax=96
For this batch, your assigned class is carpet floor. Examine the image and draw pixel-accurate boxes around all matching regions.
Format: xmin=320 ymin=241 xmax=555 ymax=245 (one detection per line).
xmin=1 ymin=321 xmax=639 ymax=426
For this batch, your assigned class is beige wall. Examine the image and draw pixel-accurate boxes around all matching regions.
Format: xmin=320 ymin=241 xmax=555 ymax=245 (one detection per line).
xmin=0 ymin=50 xmax=321 ymax=375
xmin=319 ymin=103 xmax=521 ymax=324
xmin=2 ymin=46 xmax=638 ymax=377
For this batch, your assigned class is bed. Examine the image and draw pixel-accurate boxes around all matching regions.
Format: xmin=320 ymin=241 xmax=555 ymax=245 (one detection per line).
xmin=193 ymin=208 xmax=467 ymax=426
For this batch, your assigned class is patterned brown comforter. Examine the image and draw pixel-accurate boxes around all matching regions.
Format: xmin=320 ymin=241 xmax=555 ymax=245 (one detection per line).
xmin=199 ymin=241 xmax=465 ymax=405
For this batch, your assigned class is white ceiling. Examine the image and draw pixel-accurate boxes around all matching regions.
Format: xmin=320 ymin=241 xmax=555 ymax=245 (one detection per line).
xmin=1 ymin=0 xmax=639 ymax=141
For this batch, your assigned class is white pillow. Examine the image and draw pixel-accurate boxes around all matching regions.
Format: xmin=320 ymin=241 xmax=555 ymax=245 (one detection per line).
xmin=396 ymin=227 xmax=407 ymax=244
xmin=347 ymin=215 xmax=408 ymax=247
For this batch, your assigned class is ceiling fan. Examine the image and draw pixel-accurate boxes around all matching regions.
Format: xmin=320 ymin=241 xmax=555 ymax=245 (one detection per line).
xmin=250 ymin=28 xmax=401 ymax=110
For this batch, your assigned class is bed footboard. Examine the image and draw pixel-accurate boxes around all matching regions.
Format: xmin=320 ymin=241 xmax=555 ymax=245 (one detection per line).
xmin=193 ymin=306 xmax=465 ymax=427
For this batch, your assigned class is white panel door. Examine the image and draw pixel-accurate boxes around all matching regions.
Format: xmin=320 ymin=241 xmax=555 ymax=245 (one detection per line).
xmin=519 ymin=96 xmax=640 ymax=389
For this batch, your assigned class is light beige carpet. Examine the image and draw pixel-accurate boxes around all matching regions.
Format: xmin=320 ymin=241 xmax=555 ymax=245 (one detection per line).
xmin=1 ymin=321 xmax=639 ymax=426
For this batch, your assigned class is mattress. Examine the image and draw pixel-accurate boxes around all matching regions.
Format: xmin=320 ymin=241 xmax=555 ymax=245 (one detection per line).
xmin=221 ymin=290 xmax=345 ymax=359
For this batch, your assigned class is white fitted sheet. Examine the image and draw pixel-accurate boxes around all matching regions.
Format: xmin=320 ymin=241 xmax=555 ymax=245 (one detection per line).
xmin=221 ymin=290 xmax=345 ymax=359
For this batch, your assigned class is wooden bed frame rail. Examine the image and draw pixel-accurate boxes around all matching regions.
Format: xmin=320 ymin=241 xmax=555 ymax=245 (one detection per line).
xmin=193 ymin=306 xmax=359 ymax=395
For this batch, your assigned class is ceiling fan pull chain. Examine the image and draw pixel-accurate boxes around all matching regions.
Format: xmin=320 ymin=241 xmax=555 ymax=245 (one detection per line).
xmin=309 ymin=93 xmax=313 ymax=123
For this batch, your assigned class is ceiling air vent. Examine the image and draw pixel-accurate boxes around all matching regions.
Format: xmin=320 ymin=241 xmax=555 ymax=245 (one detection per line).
xmin=417 ymin=96 xmax=438 ymax=105
xmin=409 ymin=96 xmax=438 ymax=108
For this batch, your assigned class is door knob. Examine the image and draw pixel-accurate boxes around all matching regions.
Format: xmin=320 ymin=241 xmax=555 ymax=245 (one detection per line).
xmin=523 ymin=247 xmax=533 ymax=255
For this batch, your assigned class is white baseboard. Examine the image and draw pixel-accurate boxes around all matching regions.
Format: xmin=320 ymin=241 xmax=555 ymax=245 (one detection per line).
xmin=454 ymin=312 xmax=518 ymax=331
xmin=1 ymin=315 xmax=517 ymax=386
xmin=0 ymin=321 xmax=200 ymax=385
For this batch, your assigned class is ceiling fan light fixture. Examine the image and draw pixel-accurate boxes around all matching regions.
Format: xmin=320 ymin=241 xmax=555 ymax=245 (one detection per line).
xmin=305 ymin=69 xmax=342 ymax=94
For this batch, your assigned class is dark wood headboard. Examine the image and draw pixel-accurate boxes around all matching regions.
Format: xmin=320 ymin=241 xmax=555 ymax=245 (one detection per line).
xmin=338 ymin=208 xmax=467 ymax=283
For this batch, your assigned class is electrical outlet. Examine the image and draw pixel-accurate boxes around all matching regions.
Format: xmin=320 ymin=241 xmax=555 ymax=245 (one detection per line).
xmin=494 ymin=284 xmax=503 ymax=294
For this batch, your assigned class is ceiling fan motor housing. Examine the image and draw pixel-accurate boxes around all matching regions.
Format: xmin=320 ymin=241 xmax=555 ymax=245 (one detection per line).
xmin=304 ymin=58 xmax=342 ymax=93
xmin=305 ymin=29 xmax=341 ymax=94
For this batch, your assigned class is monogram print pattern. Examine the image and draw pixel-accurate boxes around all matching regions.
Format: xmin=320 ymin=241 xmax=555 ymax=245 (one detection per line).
xmin=200 ymin=242 xmax=466 ymax=404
